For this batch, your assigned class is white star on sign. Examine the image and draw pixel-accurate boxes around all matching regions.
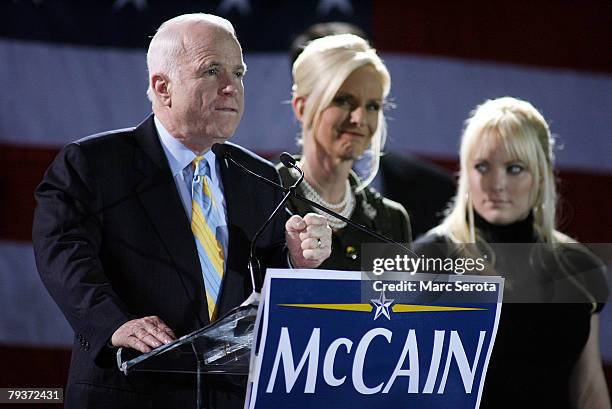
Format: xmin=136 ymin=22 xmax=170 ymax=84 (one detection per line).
xmin=217 ymin=0 xmax=251 ymax=15
xmin=113 ymin=0 xmax=148 ymax=11
xmin=317 ymin=0 xmax=353 ymax=15
xmin=371 ymin=291 xmax=394 ymax=320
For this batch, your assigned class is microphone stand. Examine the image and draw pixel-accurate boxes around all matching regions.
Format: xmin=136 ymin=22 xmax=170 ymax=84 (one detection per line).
xmin=247 ymin=162 xmax=303 ymax=292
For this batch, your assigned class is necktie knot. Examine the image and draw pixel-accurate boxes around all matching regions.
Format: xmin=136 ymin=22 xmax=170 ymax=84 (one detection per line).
xmin=192 ymin=156 xmax=208 ymax=178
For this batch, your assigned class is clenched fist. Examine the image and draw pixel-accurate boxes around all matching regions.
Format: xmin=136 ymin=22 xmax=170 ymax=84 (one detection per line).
xmin=285 ymin=213 xmax=332 ymax=268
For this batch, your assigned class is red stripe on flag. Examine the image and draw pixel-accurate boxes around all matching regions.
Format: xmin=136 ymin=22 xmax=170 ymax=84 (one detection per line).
xmin=372 ymin=0 xmax=612 ymax=73
xmin=2 ymin=144 xmax=611 ymax=242
xmin=0 ymin=143 xmax=57 ymax=242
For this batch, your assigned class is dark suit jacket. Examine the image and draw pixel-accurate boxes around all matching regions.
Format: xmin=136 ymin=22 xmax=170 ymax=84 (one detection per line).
xmin=379 ymin=153 xmax=456 ymax=238
xmin=32 ymin=115 xmax=288 ymax=408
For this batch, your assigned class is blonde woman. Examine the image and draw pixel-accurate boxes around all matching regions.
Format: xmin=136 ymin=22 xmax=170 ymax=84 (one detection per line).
xmin=278 ymin=34 xmax=411 ymax=270
xmin=414 ymin=97 xmax=610 ymax=408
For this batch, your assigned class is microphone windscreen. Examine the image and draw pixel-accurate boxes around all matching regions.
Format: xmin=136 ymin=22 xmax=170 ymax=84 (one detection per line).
xmin=211 ymin=143 xmax=228 ymax=158
xmin=279 ymin=152 xmax=296 ymax=168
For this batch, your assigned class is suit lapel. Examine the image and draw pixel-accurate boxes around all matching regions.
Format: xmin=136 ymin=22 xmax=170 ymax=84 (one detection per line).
xmin=216 ymin=148 xmax=253 ymax=313
xmin=131 ymin=116 xmax=209 ymax=326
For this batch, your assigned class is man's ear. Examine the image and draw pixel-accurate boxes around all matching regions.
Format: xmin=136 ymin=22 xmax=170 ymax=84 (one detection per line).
xmin=291 ymin=96 xmax=306 ymax=123
xmin=151 ymin=74 xmax=172 ymax=106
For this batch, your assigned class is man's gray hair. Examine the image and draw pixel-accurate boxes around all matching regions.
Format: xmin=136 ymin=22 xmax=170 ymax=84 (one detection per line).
xmin=146 ymin=13 xmax=236 ymax=101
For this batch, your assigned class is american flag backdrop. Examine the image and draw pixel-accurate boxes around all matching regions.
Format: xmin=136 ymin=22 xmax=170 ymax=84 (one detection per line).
xmin=1 ymin=0 xmax=611 ymax=397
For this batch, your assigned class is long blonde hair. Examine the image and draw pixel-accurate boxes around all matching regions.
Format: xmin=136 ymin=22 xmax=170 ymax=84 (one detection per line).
xmin=292 ymin=33 xmax=391 ymax=189
xmin=437 ymin=96 xmax=568 ymax=244
xmin=435 ymin=98 xmax=603 ymax=310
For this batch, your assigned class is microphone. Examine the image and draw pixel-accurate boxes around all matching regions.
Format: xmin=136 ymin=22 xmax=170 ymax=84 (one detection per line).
xmin=213 ymin=143 xmax=287 ymax=191
xmin=210 ymin=142 xmax=228 ymax=158
xmin=212 ymin=144 xmax=303 ymax=292
xmin=279 ymin=152 xmax=297 ymax=168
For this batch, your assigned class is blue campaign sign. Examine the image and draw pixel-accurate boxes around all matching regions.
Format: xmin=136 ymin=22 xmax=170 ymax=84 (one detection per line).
xmin=245 ymin=270 xmax=503 ymax=409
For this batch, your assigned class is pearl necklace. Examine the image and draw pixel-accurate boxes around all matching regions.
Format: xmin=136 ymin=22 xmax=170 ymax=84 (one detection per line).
xmin=301 ymin=177 xmax=350 ymax=210
xmin=293 ymin=169 xmax=355 ymax=230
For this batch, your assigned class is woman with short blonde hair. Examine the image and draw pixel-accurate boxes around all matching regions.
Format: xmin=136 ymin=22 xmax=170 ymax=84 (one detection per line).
xmin=280 ymin=34 xmax=410 ymax=270
xmin=291 ymin=33 xmax=390 ymax=188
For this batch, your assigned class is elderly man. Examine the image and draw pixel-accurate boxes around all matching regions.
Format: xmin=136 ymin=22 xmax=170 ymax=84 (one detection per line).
xmin=32 ymin=13 xmax=331 ymax=409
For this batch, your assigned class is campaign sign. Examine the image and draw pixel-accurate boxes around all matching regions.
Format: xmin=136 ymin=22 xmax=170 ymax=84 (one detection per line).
xmin=245 ymin=270 xmax=503 ymax=409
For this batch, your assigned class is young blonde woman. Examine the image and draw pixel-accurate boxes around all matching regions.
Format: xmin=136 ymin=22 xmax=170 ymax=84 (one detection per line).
xmin=278 ymin=34 xmax=411 ymax=270
xmin=414 ymin=97 xmax=610 ymax=409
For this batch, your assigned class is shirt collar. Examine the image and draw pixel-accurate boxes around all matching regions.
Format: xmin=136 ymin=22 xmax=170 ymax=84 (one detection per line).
xmin=154 ymin=116 xmax=217 ymax=176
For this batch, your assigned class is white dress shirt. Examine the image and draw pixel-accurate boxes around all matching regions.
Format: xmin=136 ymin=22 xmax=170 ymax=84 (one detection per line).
xmin=154 ymin=116 xmax=229 ymax=268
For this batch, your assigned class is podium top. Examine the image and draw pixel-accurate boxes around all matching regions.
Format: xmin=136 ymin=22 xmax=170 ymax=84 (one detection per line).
xmin=117 ymin=303 xmax=258 ymax=376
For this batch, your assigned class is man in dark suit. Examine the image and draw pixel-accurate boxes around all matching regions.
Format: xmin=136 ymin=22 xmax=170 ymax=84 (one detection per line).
xmin=32 ymin=13 xmax=331 ymax=408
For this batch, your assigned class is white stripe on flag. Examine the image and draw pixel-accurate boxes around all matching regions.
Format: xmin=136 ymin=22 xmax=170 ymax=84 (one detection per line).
xmin=0 ymin=241 xmax=72 ymax=347
xmin=2 ymin=38 xmax=611 ymax=171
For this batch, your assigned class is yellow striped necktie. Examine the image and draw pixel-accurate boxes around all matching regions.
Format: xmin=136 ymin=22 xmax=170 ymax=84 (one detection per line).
xmin=191 ymin=156 xmax=225 ymax=320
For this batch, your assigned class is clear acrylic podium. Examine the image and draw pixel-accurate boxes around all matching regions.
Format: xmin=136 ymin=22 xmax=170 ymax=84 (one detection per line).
xmin=116 ymin=295 xmax=259 ymax=409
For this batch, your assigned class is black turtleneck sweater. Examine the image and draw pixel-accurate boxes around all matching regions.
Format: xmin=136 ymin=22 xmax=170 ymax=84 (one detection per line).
xmin=473 ymin=211 xmax=536 ymax=244
xmin=413 ymin=213 xmax=598 ymax=409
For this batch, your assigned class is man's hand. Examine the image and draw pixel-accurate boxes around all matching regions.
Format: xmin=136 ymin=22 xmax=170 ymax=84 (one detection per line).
xmin=110 ymin=316 xmax=176 ymax=353
xmin=286 ymin=213 xmax=332 ymax=268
